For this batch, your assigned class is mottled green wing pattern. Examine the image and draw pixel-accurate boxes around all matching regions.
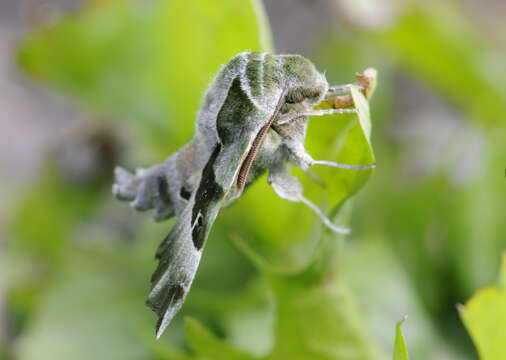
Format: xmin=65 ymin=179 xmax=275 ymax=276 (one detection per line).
xmin=147 ymin=144 xmax=224 ymax=339
xmin=147 ymin=89 xmax=284 ymax=338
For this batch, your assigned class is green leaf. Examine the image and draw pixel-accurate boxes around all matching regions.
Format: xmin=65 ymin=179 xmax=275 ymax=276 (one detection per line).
xmin=393 ymin=317 xmax=409 ymax=360
xmin=350 ymin=85 xmax=372 ymax=141
xmin=18 ymin=0 xmax=270 ymax=154
xmin=225 ymin=80 xmax=376 ymax=275
xmin=265 ymin=275 xmax=382 ymax=360
xmin=185 ymin=317 xmax=255 ymax=360
xmin=250 ymin=0 xmax=274 ymax=53
xmin=186 ymin=275 xmax=382 ymax=360
xmin=459 ymin=253 xmax=506 ymax=360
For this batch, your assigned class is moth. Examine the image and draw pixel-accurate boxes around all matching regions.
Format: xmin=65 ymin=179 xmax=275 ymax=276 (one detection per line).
xmin=112 ymin=52 xmax=376 ymax=338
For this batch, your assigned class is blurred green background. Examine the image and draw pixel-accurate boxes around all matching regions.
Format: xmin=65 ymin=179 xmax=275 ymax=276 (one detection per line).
xmin=0 ymin=0 xmax=505 ymax=359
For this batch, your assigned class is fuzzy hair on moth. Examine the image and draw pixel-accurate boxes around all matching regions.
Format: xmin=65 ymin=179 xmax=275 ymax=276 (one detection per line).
xmin=112 ymin=52 xmax=377 ymax=338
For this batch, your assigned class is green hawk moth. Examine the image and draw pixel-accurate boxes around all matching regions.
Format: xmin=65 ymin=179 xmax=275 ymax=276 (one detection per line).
xmin=113 ymin=52 xmax=376 ymax=338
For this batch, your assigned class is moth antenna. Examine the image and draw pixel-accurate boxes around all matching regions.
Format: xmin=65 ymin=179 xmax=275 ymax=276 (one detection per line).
xmin=311 ymin=159 xmax=376 ymax=171
xmin=299 ymin=196 xmax=350 ymax=235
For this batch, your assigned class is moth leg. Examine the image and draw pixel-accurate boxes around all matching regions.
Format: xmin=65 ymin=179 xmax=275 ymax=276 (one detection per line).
xmin=275 ymin=108 xmax=357 ymax=126
xmin=280 ymin=137 xmax=314 ymax=171
xmin=274 ymin=128 xmax=375 ymax=171
xmin=112 ymin=164 xmax=175 ymax=221
xmin=301 ymin=150 xmax=375 ymax=171
xmin=291 ymin=145 xmax=375 ymax=171
xmin=311 ymin=160 xmax=376 ymax=170
xmin=268 ymin=165 xmax=350 ymax=235
xmin=325 ymin=84 xmax=353 ymax=99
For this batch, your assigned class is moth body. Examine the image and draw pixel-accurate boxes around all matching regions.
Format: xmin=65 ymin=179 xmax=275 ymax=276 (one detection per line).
xmin=112 ymin=52 xmax=376 ymax=338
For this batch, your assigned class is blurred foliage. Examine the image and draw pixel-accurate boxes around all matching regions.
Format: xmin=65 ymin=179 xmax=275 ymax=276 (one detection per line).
xmin=372 ymin=5 xmax=506 ymax=126
xmin=459 ymin=253 xmax=506 ymax=360
xmin=1 ymin=0 xmax=505 ymax=359
xmin=393 ymin=317 xmax=409 ymax=360
xmin=18 ymin=0 xmax=272 ymax=153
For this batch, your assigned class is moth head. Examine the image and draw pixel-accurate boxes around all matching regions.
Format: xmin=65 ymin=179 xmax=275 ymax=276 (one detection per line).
xmin=281 ymin=55 xmax=328 ymax=108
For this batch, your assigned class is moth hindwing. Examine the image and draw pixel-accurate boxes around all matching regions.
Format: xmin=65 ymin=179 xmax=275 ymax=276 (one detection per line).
xmin=112 ymin=51 xmax=376 ymax=338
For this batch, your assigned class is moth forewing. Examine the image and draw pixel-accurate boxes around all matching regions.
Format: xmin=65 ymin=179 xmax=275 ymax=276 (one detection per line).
xmin=148 ymin=143 xmax=227 ymax=339
xmin=147 ymin=66 xmax=288 ymax=338
xmin=147 ymin=194 xmax=201 ymax=339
